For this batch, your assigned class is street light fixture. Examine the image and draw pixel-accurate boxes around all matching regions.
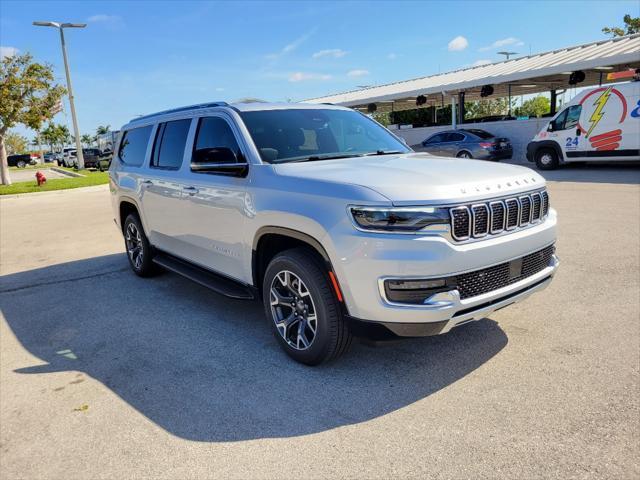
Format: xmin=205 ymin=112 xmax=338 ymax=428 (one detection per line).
xmin=497 ymin=51 xmax=518 ymax=61
xmin=33 ymin=21 xmax=87 ymax=169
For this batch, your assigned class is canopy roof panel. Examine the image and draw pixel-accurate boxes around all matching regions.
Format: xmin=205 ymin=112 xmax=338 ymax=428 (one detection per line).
xmin=305 ymin=34 xmax=640 ymax=108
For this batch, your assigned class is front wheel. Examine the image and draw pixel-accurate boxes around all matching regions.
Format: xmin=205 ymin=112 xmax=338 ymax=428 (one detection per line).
xmin=17 ymin=160 xmax=26 ymax=168
xmin=535 ymin=148 xmax=559 ymax=170
xmin=262 ymin=248 xmax=352 ymax=365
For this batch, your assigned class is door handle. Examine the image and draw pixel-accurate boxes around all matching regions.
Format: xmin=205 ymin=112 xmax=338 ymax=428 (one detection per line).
xmin=141 ymin=180 xmax=153 ymax=186
xmin=182 ymin=185 xmax=199 ymax=196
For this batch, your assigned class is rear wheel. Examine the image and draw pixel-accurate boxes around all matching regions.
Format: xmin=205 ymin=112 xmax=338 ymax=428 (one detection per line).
xmin=17 ymin=160 xmax=26 ymax=168
xmin=123 ymin=214 xmax=157 ymax=277
xmin=456 ymin=151 xmax=472 ymax=159
xmin=262 ymin=248 xmax=352 ymax=365
xmin=535 ymin=148 xmax=559 ymax=170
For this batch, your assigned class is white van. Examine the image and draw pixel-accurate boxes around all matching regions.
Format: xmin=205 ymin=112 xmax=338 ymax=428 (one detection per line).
xmin=526 ymin=81 xmax=640 ymax=169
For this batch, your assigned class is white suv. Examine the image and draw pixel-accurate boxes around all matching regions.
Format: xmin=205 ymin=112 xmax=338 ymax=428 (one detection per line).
xmin=110 ymin=101 xmax=559 ymax=365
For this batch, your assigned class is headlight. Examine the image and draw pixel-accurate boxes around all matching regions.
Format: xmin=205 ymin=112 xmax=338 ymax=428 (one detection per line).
xmin=350 ymin=206 xmax=450 ymax=232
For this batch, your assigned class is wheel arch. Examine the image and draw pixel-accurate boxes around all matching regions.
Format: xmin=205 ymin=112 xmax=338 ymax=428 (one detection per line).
xmin=118 ymin=198 xmax=142 ymax=234
xmin=252 ymin=226 xmax=340 ymax=302
xmin=532 ymin=140 xmax=564 ymax=162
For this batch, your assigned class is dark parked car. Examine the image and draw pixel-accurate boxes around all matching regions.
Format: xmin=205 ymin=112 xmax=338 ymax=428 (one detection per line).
xmin=7 ymin=154 xmax=37 ymax=168
xmin=411 ymin=128 xmax=513 ymax=160
xmin=81 ymin=148 xmax=102 ymax=169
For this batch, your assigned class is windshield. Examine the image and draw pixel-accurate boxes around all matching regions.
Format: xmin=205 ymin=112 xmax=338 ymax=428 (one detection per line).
xmin=239 ymin=108 xmax=410 ymax=163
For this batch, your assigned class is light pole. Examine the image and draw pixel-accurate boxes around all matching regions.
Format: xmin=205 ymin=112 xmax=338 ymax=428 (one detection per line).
xmin=497 ymin=51 xmax=518 ymax=61
xmin=33 ymin=21 xmax=86 ymax=169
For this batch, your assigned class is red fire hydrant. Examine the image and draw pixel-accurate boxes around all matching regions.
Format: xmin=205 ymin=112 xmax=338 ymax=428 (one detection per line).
xmin=35 ymin=171 xmax=47 ymax=187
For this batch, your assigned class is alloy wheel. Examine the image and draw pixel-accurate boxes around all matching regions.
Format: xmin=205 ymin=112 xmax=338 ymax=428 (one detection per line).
xmin=269 ymin=270 xmax=318 ymax=350
xmin=540 ymin=153 xmax=553 ymax=165
xmin=125 ymin=222 xmax=144 ymax=270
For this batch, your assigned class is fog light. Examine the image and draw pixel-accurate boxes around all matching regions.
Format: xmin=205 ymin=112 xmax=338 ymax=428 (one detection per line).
xmin=386 ymin=279 xmax=446 ymax=290
xmin=384 ymin=278 xmax=455 ymax=305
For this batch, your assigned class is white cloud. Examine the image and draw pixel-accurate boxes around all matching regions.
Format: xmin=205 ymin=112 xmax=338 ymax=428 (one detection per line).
xmin=347 ymin=69 xmax=370 ymax=78
xmin=87 ymin=14 xmax=121 ymax=23
xmin=448 ymin=36 xmax=468 ymax=52
xmin=312 ymin=48 xmax=348 ymax=59
xmin=0 ymin=46 xmax=19 ymax=58
xmin=479 ymin=37 xmax=523 ymax=51
xmin=266 ymin=28 xmax=317 ymax=60
xmin=215 ymin=87 xmax=225 ymax=92
xmin=288 ymin=72 xmax=332 ymax=82
xmin=472 ymin=59 xmax=492 ymax=67
xmin=387 ymin=53 xmax=398 ymax=60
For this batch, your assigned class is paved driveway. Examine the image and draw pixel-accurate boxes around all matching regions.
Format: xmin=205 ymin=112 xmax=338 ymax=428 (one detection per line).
xmin=1 ymin=167 xmax=639 ymax=479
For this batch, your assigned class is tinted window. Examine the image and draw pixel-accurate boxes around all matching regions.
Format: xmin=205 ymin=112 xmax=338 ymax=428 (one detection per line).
xmin=151 ymin=119 xmax=191 ymax=169
xmin=192 ymin=117 xmax=242 ymax=165
xmin=119 ymin=125 xmax=152 ymax=166
xmin=424 ymin=133 xmax=446 ymax=144
xmin=240 ymin=109 xmax=408 ymax=163
xmin=551 ymin=109 xmax=568 ymax=131
xmin=446 ymin=132 xmax=465 ymax=142
xmin=464 ymin=129 xmax=494 ymax=139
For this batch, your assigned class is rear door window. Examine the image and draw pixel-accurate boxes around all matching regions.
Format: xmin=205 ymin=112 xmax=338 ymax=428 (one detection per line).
xmin=119 ymin=125 xmax=153 ymax=166
xmin=151 ymin=119 xmax=191 ymax=169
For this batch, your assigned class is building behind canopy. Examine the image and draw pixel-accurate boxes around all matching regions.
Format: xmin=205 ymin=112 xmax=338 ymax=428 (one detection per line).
xmin=305 ymin=34 xmax=640 ymax=160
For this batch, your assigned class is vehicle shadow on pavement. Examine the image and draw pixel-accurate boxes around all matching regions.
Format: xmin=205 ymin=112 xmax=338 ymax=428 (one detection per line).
xmin=1 ymin=254 xmax=508 ymax=442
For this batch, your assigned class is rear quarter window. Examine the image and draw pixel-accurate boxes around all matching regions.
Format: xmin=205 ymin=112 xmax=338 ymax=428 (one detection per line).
xmin=119 ymin=125 xmax=153 ymax=166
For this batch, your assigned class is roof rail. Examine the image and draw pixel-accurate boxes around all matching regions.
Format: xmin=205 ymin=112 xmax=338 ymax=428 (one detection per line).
xmin=129 ymin=101 xmax=229 ymax=123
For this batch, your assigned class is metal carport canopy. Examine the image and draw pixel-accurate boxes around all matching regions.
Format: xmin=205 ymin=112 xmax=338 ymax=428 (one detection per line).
xmin=304 ymin=34 xmax=640 ymax=108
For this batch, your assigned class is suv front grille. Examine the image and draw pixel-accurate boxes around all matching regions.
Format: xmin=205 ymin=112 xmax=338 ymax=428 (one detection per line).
xmin=450 ymin=189 xmax=549 ymax=241
xmin=456 ymin=245 xmax=555 ymax=299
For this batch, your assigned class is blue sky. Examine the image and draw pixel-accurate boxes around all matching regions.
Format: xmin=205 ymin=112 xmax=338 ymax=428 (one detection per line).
xmin=1 ymin=0 xmax=637 ymax=139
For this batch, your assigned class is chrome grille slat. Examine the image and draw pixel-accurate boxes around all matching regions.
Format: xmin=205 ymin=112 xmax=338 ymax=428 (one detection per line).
xmin=449 ymin=189 xmax=549 ymax=242
xmin=471 ymin=204 xmax=489 ymax=237
xmin=519 ymin=195 xmax=532 ymax=226
xmin=450 ymin=206 xmax=471 ymax=240
xmin=489 ymin=201 xmax=505 ymax=233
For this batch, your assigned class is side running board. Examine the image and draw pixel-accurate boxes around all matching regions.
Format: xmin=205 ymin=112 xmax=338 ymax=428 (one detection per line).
xmin=153 ymin=252 xmax=255 ymax=300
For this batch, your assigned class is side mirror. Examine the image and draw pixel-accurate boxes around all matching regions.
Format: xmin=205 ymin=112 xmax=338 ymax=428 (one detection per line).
xmin=191 ymin=147 xmax=248 ymax=177
xmin=547 ymin=122 xmax=554 ymax=132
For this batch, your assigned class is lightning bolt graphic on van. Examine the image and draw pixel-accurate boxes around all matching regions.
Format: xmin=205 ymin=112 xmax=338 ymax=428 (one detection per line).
xmin=586 ymin=87 xmax=612 ymax=138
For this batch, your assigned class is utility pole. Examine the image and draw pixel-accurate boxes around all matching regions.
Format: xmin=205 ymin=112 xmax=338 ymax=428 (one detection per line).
xmin=33 ymin=21 xmax=86 ymax=169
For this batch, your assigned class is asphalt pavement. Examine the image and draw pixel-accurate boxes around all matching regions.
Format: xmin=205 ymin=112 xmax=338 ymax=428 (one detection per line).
xmin=0 ymin=165 xmax=638 ymax=479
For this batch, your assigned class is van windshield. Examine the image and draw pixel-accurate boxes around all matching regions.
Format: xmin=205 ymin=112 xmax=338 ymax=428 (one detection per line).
xmin=239 ymin=108 xmax=410 ymax=163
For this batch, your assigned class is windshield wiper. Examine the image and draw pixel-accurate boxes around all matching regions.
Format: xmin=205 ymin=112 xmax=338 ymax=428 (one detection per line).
xmin=363 ymin=150 xmax=404 ymax=156
xmin=282 ymin=153 xmax=364 ymax=163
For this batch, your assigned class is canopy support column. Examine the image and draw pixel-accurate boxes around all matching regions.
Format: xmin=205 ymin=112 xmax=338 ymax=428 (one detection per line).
xmin=550 ymin=89 xmax=557 ymax=116
xmin=458 ymin=92 xmax=465 ymax=125
xmin=451 ymin=96 xmax=457 ymax=129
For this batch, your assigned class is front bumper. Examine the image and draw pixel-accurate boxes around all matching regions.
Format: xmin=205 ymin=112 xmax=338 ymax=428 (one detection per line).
xmin=330 ymin=209 xmax=558 ymax=334
xmin=347 ymin=254 xmax=558 ymax=338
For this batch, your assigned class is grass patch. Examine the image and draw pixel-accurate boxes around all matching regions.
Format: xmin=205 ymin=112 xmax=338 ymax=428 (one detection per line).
xmin=0 ymin=170 xmax=109 ymax=195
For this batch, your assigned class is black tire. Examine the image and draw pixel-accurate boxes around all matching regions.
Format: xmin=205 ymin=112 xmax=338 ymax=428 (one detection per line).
xmin=456 ymin=151 xmax=472 ymax=159
xmin=17 ymin=160 xmax=26 ymax=168
xmin=535 ymin=147 xmax=559 ymax=170
xmin=123 ymin=213 xmax=157 ymax=277
xmin=262 ymin=247 xmax=352 ymax=365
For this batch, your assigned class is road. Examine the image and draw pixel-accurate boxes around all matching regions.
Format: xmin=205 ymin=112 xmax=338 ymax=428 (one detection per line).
xmin=1 ymin=166 xmax=639 ymax=479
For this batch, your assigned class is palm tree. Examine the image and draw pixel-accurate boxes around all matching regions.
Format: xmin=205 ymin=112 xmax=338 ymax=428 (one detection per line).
xmin=81 ymin=134 xmax=93 ymax=147
xmin=96 ymin=125 xmax=110 ymax=136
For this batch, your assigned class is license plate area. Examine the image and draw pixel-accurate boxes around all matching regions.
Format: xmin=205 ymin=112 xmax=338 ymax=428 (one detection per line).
xmin=509 ymin=258 xmax=523 ymax=279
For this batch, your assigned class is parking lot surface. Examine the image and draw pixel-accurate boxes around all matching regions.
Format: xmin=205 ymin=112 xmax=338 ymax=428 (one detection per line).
xmin=1 ymin=166 xmax=639 ymax=479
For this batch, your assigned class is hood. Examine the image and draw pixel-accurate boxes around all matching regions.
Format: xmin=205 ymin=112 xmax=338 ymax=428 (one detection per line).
xmin=274 ymin=153 xmax=545 ymax=205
